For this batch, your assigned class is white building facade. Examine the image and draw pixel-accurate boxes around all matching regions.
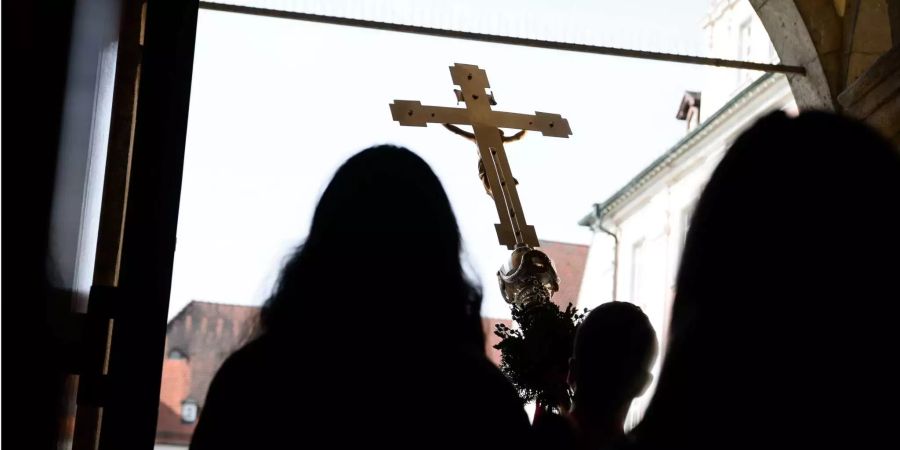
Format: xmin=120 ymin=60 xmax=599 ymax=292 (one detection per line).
xmin=576 ymin=0 xmax=797 ymax=428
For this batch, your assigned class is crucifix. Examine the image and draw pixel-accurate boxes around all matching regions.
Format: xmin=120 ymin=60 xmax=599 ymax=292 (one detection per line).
xmin=389 ymin=63 xmax=572 ymax=306
xmin=389 ymin=63 xmax=572 ymax=251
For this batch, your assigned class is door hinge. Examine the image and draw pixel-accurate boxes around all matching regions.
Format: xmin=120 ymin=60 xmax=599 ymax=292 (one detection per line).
xmin=70 ymin=285 xmax=119 ymax=407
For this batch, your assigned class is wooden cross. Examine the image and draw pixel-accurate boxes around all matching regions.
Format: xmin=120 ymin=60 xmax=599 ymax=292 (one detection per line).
xmin=389 ymin=63 xmax=572 ymax=249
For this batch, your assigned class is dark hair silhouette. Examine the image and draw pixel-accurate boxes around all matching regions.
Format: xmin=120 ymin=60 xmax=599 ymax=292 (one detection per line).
xmin=572 ymin=302 xmax=656 ymax=413
xmin=568 ymin=301 xmax=656 ymax=448
xmin=190 ymin=145 xmax=529 ymax=449
xmin=532 ymin=410 xmax=579 ymax=450
xmin=258 ymin=144 xmax=484 ymax=351
xmin=632 ymin=111 xmax=900 ymax=449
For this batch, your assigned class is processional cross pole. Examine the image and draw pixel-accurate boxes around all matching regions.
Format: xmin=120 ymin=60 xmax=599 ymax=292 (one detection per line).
xmin=389 ymin=64 xmax=573 ymax=306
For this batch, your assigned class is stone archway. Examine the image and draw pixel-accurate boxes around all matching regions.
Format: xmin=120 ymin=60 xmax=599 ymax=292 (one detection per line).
xmin=752 ymin=0 xmax=898 ymax=143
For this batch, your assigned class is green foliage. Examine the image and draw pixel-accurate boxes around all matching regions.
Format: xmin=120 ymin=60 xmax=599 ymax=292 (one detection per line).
xmin=494 ymin=301 xmax=588 ymax=407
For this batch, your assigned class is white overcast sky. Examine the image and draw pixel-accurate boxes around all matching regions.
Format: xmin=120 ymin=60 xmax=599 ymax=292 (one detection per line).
xmin=169 ymin=0 xmax=717 ymax=319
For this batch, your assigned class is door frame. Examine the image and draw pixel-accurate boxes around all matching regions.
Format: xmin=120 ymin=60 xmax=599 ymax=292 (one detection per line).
xmin=95 ymin=1 xmax=199 ymax=449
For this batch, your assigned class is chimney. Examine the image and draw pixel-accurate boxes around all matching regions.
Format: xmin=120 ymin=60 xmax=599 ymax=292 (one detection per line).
xmin=676 ymin=91 xmax=702 ymax=132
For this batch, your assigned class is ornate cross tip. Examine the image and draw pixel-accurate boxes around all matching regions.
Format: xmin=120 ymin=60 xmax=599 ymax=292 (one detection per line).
xmin=389 ymin=100 xmax=427 ymax=127
xmin=450 ymin=63 xmax=491 ymax=90
xmin=531 ymin=112 xmax=572 ymax=138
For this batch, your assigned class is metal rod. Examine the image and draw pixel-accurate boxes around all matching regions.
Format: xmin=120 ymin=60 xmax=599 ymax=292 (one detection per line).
xmin=488 ymin=146 xmax=524 ymax=247
xmin=198 ymin=1 xmax=806 ymax=75
xmin=593 ymin=204 xmax=619 ymax=302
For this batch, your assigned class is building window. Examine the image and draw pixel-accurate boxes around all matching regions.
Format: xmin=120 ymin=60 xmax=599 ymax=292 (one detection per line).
xmin=182 ymin=399 xmax=199 ymax=423
xmin=737 ymin=18 xmax=753 ymax=84
xmin=671 ymin=202 xmax=697 ymax=286
xmin=630 ymin=239 xmax=645 ymax=303
xmin=681 ymin=202 xmax=696 ymax=245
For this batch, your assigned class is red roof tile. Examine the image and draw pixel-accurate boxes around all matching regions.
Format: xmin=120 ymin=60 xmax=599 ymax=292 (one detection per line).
xmin=157 ymin=302 xmax=258 ymax=443
xmin=156 ymin=353 xmax=194 ymax=444
xmin=539 ymin=240 xmax=589 ymax=311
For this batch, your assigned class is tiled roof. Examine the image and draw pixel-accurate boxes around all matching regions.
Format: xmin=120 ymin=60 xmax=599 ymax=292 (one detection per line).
xmin=540 ymin=240 xmax=589 ymax=311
